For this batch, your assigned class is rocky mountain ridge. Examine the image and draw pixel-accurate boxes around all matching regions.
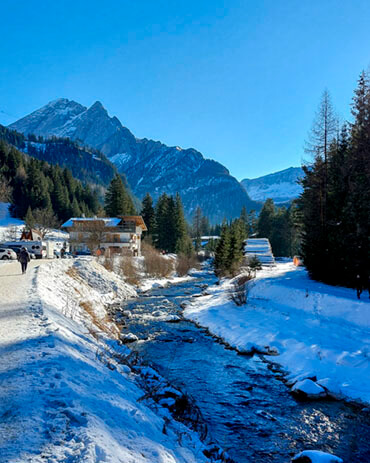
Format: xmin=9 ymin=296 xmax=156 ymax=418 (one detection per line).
xmin=241 ymin=167 xmax=303 ymax=204
xmin=10 ymin=99 xmax=258 ymax=222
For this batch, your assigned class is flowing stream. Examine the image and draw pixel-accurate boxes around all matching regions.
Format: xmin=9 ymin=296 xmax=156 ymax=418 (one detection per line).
xmin=119 ymin=269 xmax=370 ymax=462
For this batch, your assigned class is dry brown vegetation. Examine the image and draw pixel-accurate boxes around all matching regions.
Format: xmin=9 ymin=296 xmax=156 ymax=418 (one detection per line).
xmin=101 ymin=255 xmax=114 ymax=272
xmin=79 ymin=300 xmax=120 ymax=340
xmin=118 ymin=250 xmax=140 ymax=285
xmin=229 ymin=271 xmax=254 ymax=306
xmin=66 ymin=266 xmax=79 ymax=279
xmin=176 ymin=254 xmax=200 ymax=277
xmin=141 ymin=241 xmax=174 ymax=277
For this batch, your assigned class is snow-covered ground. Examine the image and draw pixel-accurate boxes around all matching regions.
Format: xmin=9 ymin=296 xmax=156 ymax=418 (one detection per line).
xmin=140 ymin=275 xmax=195 ymax=292
xmin=0 ymin=258 xmax=209 ymax=462
xmin=184 ymin=262 xmax=370 ymax=405
xmin=0 ymin=202 xmax=24 ymax=241
xmin=0 ymin=202 xmax=68 ymax=244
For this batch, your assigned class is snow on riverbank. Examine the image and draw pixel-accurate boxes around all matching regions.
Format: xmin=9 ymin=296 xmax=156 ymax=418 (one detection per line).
xmin=0 ymin=258 xmax=208 ymax=462
xmin=184 ymin=262 xmax=370 ymax=405
xmin=140 ymin=274 xmax=194 ymax=292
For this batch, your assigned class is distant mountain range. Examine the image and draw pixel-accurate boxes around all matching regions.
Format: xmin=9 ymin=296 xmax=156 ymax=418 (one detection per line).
xmin=241 ymin=167 xmax=303 ymax=204
xmin=10 ymin=99 xmax=258 ymax=223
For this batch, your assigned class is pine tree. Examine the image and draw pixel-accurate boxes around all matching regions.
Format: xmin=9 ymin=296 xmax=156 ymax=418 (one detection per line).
xmin=155 ymin=193 xmax=170 ymax=250
xmin=228 ymin=220 xmax=245 ymax=274
xmin=141 ymin=193 xmax=156 ymax=236
xmin=192 ymin=206 xmax=203 ymax=251
xmin=24 ymin=206 xmax=35 ymax=229
xmin=247 ymin=210 xmax=258 ymax=236
xmin=200 ymin=215 xmax=210 ymax=236
xmin=214 ymin=221 xmax=231 ymax=276
xmin=348 ymin=71 xmax=370 ymax=287
xmin=174 ymin=193 xmax=192 ymax=256
xmin=304 ymin=90 xmax=338 ymax=229
xmin=105 ymin=174 xmax=135 ymax=217
xmin=257 ymin=199 xmax=275 ymax=238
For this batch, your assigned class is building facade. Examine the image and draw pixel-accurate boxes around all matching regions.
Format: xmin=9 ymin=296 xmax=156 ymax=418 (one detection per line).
xmin=61 ymin=216 xmax=147 ymax=256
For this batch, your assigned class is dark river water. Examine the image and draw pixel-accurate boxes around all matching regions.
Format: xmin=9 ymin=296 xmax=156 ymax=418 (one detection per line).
xmin=119 ymin=269 xmax=370 ymax=463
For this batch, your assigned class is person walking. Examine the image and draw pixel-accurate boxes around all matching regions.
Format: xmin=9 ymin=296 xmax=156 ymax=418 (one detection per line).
xmin=18 ymin=247 xmax=30 ymax=274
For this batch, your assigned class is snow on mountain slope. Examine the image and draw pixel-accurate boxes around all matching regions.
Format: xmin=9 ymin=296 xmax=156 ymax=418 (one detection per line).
xmin=0 ymin=202 xmax=23 ymax=227
xmin=10 ymin=98 xmax=86 ymax=137
xmin=10 ymin=99 xmax=258 ymax=222
xmin=241 ymin=167 xmax=304 ymax=204
xmin=0 ymin=258 xmax=209 ymax=462
xmin=0 ymin=202 xmax=24 ymax=241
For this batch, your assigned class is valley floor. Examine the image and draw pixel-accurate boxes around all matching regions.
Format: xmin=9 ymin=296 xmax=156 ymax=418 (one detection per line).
xmin=0 ymin=258 xmax=207 ymax=463
xmin=184 ymin=262 xmax=370 ymax=405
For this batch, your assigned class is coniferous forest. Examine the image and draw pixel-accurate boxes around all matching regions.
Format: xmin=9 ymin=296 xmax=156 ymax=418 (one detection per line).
xmin=299 ymin=72 xmax=370 ymax=289
xmin=0 ymin=138 xmax=101 ymax=222
xmin=140 ymin=192 xmax=194 ymax=256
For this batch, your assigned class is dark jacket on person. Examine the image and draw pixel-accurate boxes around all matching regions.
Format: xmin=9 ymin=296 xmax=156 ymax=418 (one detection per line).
xmin=18 ymin=248 xmax=30 ymax=264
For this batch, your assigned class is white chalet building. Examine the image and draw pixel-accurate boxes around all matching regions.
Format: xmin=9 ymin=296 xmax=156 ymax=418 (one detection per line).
xmin=61 ymin=216 xmax=147 ymax=256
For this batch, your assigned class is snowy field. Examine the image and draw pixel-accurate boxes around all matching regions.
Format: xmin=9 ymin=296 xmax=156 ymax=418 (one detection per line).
xmin=184 ymin=262 xmax=370 ymax=405
xmin=0 ymin=202 xmax=68 ymax=243
xmin=0 ymin=258 xmax=209 ymax=463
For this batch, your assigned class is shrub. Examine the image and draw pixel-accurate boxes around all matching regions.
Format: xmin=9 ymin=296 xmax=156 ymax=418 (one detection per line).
xmin=118 ymin=250 xmax=140 ymax=285
xmin=101 ymin=255 xmax=114 ymax=272
xmin=141 ymin=241 xmax=174 ymax=277
xmin=176 ymin=254 xmax=200 ymax=276
xmin=229 ymin=271 xmax=254 ymax=306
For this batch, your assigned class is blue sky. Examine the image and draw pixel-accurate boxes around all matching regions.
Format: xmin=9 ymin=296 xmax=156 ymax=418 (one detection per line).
xmin=1 ymin=1 xmax=369 ymax=179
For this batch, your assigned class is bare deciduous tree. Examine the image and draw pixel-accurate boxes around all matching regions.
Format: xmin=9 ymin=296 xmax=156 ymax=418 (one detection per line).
xmin=33 ymin=208 xmax=60 ymax=238
xmin=82 ymin=220 xmax=107 ymax=253
xmin=304 ymin=90 xmax=338 ymax=227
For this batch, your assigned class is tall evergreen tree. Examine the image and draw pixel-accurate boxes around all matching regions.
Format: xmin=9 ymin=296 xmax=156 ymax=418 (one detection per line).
xmin=214 ymin=221 xmax=231 ymax=276
xmin=192 ymin=206 xmax=203 ymax=251
xmin=174 ymin=193 xmax=193 ymax=256
xmin=24 ymin=206 xmax=35 ymax=229
xmin=141 ymin=193 xmax=156 ymax=236
xmin=105 ymin=174 xmax=135 ymax=217
xmin=155 ymin=193 xmax=170 ymax=250
xmin=257 ymin=198 xmax=275 ymax=238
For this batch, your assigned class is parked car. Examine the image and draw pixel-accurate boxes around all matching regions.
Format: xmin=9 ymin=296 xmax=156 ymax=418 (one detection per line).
xmin=0 ymin=247 xmax=17 ymax=260
xmin=1 ymin=241 xmax=44 ymax=259
xmin=3 ymin=245 xmax=21 ymax=256
xmin=74 ymin=250 xmax=92 ymax=256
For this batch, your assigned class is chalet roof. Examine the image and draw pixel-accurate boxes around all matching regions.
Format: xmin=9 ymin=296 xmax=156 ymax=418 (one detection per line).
xmin=61 ymin=216 xmax=147 ymax=231
xmin=118 ymin=216 xmax=147 ymax=231
xmin=61 ymin=217 xmax=121 ymax=228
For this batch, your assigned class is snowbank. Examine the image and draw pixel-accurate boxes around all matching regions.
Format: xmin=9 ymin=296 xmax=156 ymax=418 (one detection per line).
xmin=184 ymin=262 xmax=370 ymax=404
xmin=292 ymin=450 xmax=343 ymax=463
xmin=140 ymin=274 xmax=194 ymax=292
xmin=0 ymin=258 xmax=208 ymax=462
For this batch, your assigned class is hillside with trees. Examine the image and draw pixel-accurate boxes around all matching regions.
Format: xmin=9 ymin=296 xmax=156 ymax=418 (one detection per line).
xmin=0 ymin=124 xmax=119 ymax=188
xmin=0 ymin=139 xmax=101 ymax=223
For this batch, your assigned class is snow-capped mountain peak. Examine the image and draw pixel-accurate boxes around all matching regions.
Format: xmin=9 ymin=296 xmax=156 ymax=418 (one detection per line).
xmin=241 ymin=167 xmax=304 ymax=204
xmin=9 ymin=99 xmax=258 ymax=222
